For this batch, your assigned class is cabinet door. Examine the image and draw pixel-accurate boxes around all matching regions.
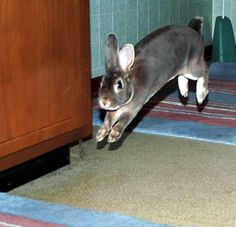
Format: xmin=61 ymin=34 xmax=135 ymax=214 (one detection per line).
xmin=0 ymin=0 xmax=91 ymax=157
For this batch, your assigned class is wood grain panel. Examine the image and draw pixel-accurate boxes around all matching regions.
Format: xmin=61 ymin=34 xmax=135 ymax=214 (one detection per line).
xmin=0 ymin=0 xmax=91 ymax=158
xmin=0 ymin=76 xmax=8 ymax=143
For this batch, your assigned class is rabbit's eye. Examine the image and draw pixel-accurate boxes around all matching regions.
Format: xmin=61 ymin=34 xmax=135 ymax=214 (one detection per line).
xmin=114 ymin=79 xmax=124 ymax=92
xmin=117 ymin=80 xmax=123 ymax=89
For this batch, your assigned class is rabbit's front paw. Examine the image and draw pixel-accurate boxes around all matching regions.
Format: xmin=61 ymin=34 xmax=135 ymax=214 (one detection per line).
xmin=108 ymin=127 xmax=122 ymax=143
xmin=96 ymin=126 xmax=109 ymax=142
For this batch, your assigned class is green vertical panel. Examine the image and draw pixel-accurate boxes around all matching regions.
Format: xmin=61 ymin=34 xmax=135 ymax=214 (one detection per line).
xmin=232 ymin=1 xmax=236 ymax=19
xmin=149 ymin=0 xmax=160 ymax=32
xmin=90 ymin=0 xmax=100 ymax=15
xmin=90 ymin=15 xmax=100 ymax=42
xmin=100 ymin=13 xmax=113 ymax=41
xmin=160 ymin=6 xmax=170 ymax=26
xmin=160 ymin=0 xmax=169 ymax=7
xmin=160 ymin=0 xmax=170 ymax=26
xmin=91 ymin=42 xmax=100 ymax=70
xmin=205 ymin=0 xmax=213 ymax=44
xmin=118 ymin=36 xmax=127 ymax=48
xmin=126 ymin=0 xmax=138 ymax=10
xmin=149 ymin=7 xmax=160 ymax=32
xmin=224 ymin=0 xmax=232 ymax=17
xmin=170 ymin=0 xmax=179 ymax=25
xmin=113 ymin=12 xmax=126 ymax=37
xmin=100 ymin=0 xmax=112 ymax=14
xmin=138 ymin=0 xmax=150 ymax=9
xmin=99 ymin=40 xmax=106 ymax=75
xmin=150 ymin=0 xmax=160 ymax=9
xmin=179 ymin=0 xmax=189 ymax=26
xmin=213 ymin=0 xmax=222 ymax=16
xmin=138 ymin=9 xmax=149 ymax=40
xmin=113 ymin=0 xmax=125 ymax=12
xmin=126 ymin=35 xmax=138 ymax=45
xmin=189 ymin=0 xmax=197 ymax=20
xmin=126 ymin=10 xmax=138 ymax=37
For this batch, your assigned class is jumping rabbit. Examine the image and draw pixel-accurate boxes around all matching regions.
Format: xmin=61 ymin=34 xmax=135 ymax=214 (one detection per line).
xmin=96 ymin=17 xmax=208 ymax=143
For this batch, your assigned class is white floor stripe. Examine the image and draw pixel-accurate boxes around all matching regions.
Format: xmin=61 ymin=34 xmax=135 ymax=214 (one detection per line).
xmin=0 ymin=221 xmax=22 ymax=227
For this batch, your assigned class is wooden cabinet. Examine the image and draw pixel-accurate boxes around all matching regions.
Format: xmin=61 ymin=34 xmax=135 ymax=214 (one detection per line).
xmin=0 ymin=0 xmax=92 ymax=171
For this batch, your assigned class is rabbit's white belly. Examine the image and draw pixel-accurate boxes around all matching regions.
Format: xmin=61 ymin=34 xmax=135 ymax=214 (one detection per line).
xmin=183 ymin=73 xmax=198 ymax=80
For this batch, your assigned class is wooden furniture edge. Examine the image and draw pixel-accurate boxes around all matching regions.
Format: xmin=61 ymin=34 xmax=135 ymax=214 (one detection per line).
xmin=0 ymin=124 xmax=92 ymax=172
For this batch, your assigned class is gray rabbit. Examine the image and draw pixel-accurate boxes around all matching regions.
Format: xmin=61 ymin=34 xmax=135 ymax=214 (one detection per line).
xmin=97 ymin=17 xmax=208 ymax=143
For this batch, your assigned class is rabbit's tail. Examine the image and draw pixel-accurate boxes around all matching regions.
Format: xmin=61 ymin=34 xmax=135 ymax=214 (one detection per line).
xmin=188 ymin=16 xmax=203 ymax=35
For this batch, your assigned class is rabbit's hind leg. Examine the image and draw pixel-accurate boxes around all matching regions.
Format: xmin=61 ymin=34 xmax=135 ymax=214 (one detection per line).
xmin=183 ymin=64 xmax=209 ymax=105
xmin=196 ymin=72 xmax=209 ymax=105
xmin=178 ymin=74 xmax=189 ymax=98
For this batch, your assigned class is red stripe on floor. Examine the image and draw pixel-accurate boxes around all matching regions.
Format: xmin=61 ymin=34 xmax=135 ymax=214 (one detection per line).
xmin=0 ymin=212 xmax=65 ymax=227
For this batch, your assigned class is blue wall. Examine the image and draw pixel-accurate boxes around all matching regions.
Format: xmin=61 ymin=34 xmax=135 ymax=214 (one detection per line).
xmin=90 ymin=0 xmax=213 ymax=78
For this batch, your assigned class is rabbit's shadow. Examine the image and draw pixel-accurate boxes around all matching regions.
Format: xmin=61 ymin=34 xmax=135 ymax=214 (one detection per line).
xmin=97 ymin=78 xmax=208 ymax=149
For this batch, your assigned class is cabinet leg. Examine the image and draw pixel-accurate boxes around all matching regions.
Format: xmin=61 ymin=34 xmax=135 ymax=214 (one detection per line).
xmin=78 ymin=139 xmax=85 ymax=159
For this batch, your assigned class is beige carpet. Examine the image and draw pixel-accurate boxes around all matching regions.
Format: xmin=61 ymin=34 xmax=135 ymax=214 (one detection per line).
xmin=10 ymin=127 xmax=236 ymax=227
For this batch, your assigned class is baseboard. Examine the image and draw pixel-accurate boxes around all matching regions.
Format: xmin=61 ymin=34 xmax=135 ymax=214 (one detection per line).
xmin=0 ymin=146 xmax=70 ymax=192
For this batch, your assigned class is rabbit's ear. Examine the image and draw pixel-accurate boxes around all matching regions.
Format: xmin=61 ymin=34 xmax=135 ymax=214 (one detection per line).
xmin=105 ymin=34 xmax=119 ymax=71
xmin=118 ymin=44 xmax=135 ymax=73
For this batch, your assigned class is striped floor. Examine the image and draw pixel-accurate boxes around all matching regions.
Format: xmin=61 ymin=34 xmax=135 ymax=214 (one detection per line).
xmin=142 ymin=78 xmax=236 ymax=129
xmin=0 ymin=193 xmax=171 ymax=227
xmin=93 ymin=72 xmax=236 ymax=145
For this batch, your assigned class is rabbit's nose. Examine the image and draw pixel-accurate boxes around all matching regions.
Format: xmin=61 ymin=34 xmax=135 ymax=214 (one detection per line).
xmin=99 ymin=97 xmax=111 ymax=108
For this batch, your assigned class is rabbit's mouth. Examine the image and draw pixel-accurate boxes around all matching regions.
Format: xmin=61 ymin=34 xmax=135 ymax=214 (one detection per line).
xmin=99 ymin=95 xmax=133 ymax=111
xmin=99 ymin=98 xmax=120 ymax=111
